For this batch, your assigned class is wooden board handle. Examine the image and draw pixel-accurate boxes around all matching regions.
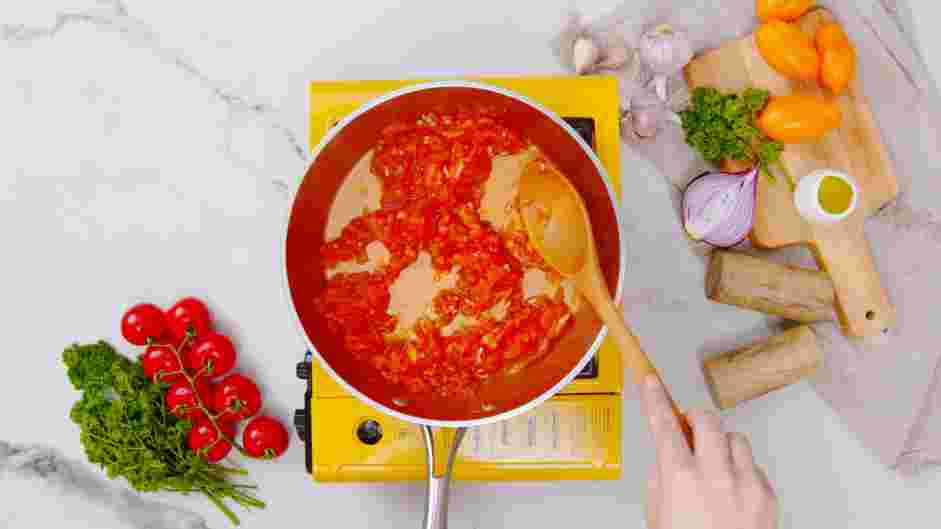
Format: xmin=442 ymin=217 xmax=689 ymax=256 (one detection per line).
xmin=813 ymin=224 xmax=895 ymax=337
xmin=580 ymin=273 xmax=694 ymax=448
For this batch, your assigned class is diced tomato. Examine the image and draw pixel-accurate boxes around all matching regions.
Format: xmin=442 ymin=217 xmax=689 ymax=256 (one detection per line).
xmin=314 ymin=108 xmax=573 ymax=399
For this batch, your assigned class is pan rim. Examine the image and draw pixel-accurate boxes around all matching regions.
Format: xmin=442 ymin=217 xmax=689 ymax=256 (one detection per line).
xmin=281 ymin=79 xmax=628 ymax=428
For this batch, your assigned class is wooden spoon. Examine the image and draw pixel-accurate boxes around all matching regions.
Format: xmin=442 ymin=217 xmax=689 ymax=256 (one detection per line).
xmin=519 ymin=158 xmax=694 ymax=446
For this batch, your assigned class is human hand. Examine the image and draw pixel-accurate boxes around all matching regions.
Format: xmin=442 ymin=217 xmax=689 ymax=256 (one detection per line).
xmin=641 ymin=375 xmax=779 ymax=529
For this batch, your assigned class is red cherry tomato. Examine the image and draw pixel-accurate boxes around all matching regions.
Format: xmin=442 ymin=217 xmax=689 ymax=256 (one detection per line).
xmin=188 ymin=418 xmax=235 ymax=463
xmin=211 ymin=374 xmax=262 ymax=422
xmin=121 ymin=303 xmax=167 ymax=345
xmin=165 ymin=377 xmax=212 ymax=420
xmin=166 ymin=298 xmax=212 ymax=341
xmin=187 ymin=333 xmax=237 ymax=378
xmin=242 ymin=416 xmax=289 ymax=458
xmin=140 ymin=344 xmax=186 ymax=384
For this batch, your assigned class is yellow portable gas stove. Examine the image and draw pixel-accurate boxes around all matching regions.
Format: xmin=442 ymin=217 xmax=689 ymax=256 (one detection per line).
xmin=293 ymin=76 xmax=624 ymax=482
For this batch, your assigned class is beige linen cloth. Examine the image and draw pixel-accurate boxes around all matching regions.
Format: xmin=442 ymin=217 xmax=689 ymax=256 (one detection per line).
xmin=563 ymin=0 xmax=941 ymax=472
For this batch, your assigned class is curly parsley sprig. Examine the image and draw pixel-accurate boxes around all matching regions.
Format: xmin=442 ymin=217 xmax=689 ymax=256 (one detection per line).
xmin=63 ymin=341 xmax=264 ymax=525
xmin=680 ymin=86 xmax=791 ymax=183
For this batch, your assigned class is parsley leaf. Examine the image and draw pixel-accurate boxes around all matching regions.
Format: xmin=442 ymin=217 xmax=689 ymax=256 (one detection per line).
xmin=680 ymin=86 xmax=784 ymax=181
xmin=64 ymin=342 xmax=264 ymax=525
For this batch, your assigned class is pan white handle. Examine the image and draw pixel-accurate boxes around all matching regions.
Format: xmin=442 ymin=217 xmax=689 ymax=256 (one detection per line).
xmin=421 ymin=426 xmax=467 ymax=529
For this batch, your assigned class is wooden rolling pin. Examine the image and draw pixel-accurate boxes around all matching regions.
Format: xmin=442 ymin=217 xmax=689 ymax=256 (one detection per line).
xmin=706 ymin=251 xmax=837 ymax=323
xmin=703 ymin=326 xmax=823 ymax=410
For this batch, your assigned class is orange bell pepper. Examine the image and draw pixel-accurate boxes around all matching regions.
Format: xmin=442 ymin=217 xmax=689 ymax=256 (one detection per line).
xmin=816 ymin=22 xmax=856 ymax=94
xmin=756 ymin=0 xmax=816 ymax=22
xmin=756 ymin=21 xmax=820 ymax=82
xmin=758 ymin=94 xmax=842 ymax=143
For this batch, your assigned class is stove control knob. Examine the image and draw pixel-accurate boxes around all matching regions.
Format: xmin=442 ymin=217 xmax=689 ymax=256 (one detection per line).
xmin=296 ymin=362 xmax=310 ymax=380
xmin=356 ymin=419 xmax=383 ymax=445
xmin=294 ymin=409 xmax=307 ymax=441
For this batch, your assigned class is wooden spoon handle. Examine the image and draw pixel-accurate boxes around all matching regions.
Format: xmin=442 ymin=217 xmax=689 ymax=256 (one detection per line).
xmin=582 ymin=278 xmax=694 ymax=448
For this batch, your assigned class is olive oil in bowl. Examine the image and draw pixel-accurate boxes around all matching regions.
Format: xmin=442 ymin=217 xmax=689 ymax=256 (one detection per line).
xmin=794 ymin=170 xmax=859 ymax=224
xmin=818 ymin=174 xmax=855 ymax=215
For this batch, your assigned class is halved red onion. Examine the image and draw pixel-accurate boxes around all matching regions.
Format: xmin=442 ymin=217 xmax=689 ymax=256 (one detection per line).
xmin=682 ymin=165 xmax=759 ymax=248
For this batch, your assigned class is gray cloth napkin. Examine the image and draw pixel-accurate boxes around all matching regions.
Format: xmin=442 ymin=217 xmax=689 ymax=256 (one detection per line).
xmin=566 ymin=0 xmax=941 ymax=472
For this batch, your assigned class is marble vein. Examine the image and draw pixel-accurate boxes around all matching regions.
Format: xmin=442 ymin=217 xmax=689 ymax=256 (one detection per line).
xmin=0 ymin=441 xmax=208 ymax=529
xmin=1 ymin=0 xmax=308 ymax=196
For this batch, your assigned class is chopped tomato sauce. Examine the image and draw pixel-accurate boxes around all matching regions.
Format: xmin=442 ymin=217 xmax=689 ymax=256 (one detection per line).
xmin=315 ymin=108 xmax=573 ymax=399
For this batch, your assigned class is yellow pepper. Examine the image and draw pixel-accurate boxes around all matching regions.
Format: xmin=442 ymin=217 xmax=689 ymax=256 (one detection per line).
xmin=756 ymin=0 xmax=816 ymax=22
xmin=758 ymin=94 xmax=842 ymax=143
xmin=756 ymin=21 xmax=820 ymax=82
xmin=816 ymin=22 xmax=856 ymax=94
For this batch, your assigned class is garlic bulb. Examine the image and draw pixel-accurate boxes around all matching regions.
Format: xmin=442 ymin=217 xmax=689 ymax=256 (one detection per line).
xmin=682 ymin=165 xmax=759 ymax=247
xmin=639 ymin=24 xmax=694 ymax=101
xmin=573 ymin=37 xmax=601 ymax=74
xmin=620 ymin=87 xmax=684 ymax=142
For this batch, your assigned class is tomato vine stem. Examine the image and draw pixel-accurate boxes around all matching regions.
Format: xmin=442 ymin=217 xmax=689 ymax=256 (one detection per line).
xmin=159 ymin=330 xmax=260 ymax=458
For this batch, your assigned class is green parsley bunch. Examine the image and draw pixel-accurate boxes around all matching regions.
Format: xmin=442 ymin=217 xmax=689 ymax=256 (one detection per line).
xmin=680 ymin=86 xmax=788 ymax=182
xmin=64 ymin=341 xmax=264 ymax=525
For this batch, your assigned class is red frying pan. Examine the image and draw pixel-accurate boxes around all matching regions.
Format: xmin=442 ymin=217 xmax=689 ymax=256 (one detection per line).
xmin=284 ymin=81 xmax=627 ymax=528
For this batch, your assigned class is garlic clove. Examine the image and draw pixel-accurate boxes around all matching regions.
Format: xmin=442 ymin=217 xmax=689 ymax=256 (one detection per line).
xmin=649 ymin=75 xmax=669 ymax=102
xmin=598 ymin=43 xmax=635 ymax=70
xmin=620 ymin=113 xmax=642 ymax=143
xmin=573 ymin=37 xmax=601 ymax=75
xmin=555 ymin=11 xmax=589 ymax=73
xmin=632 ymin=106 xmax=666 ymax=138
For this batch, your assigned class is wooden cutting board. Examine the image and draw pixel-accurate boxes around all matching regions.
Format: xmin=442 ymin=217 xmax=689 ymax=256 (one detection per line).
xmin=685 ymin=8 xmax=897 ymax=338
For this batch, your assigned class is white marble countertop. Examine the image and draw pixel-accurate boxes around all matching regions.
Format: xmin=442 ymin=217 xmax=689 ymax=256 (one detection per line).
xmin=2 ymin=1 xmax=940 ymax=528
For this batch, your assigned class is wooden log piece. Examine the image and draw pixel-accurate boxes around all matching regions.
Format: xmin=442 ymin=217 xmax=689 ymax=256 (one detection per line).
xmin=706 ymin=251 xmax=837 ymax=323
xmin=703 ymin=326 xmax=823 ymax=410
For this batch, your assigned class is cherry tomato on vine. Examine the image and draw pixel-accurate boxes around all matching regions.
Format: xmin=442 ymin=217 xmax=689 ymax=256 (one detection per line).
xmin=140 ymin=344 xmax=186 ymax=384
xmin=121 ymin=303 xmax=167 ymax=345
xmin=187 ymin=333 xmax=237 ymax=377
xmin=166 ymin=297 xmax=212 ymax=341
xmin=242 ymin=416 xmax=289 ymax=458
xmin=212 ymin=374 xmax=262 ymax=422
xmin=165 ymin=377 xmax=212 ymax=421
xmin=188 ymin=418 xmax=235 ymax=463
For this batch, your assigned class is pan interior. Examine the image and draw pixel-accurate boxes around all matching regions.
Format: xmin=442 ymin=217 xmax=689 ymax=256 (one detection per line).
xmin=286 ymin=84 xmax=622 ymax=424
